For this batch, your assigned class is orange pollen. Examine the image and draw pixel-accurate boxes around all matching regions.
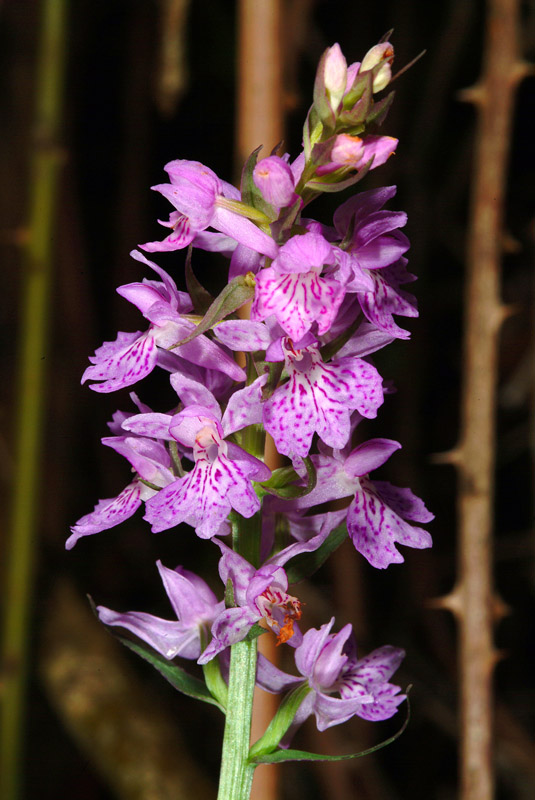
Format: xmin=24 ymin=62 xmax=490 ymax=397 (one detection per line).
xmin=258 ymin=589 xmax=302 ymax=645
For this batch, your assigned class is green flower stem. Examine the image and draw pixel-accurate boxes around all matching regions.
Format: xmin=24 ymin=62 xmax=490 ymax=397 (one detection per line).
xmin=242 ymin=422 xmax=265 ymax=462
xmin=233 ymin=420 xmax=265 ymax=567
xmin=216 ymin=638 xmax=258 ymax=800
xmin=218 ymin=414 xmax=267 ymax=798
xmin=0 ymin=1 xmax=67 ymax=798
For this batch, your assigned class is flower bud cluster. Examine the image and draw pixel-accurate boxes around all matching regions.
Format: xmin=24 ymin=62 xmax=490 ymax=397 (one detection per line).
xmin=71 ymin=39 xmax=432 ymax=746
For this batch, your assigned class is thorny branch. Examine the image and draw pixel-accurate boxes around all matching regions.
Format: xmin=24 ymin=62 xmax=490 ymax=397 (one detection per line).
xmin=436 ymin=1 xmax=529 ymax=798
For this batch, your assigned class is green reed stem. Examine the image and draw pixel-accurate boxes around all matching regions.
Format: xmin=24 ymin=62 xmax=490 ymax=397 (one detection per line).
xmin=0 ymin=1 xmax=67 ymax=798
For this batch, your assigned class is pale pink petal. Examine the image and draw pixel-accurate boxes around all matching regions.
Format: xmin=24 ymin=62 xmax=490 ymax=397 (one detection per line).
xmin=352 ymin=683 xmax=405 ymax=721
xmin=121 ymin=412 xmax=174 ymax=440
xmin=347 ymin=477 xmax=432 ymax=568
xmin=358 ymin=260 xmax=418 ymax=340
xmin=221 ymin=375 xmax=267 ymax=435
xmin=82 ymin=333 xmax=158 ymax=393
xmin=252 ymin=268 xmax=345 ymax=340
xmin=170 ymin=373 xmax=220 ymax=417
xmin=264 ymin=347 xmax=383 ymax=459
xmin=67 ymin=482 xmax=143 ymax=549
xmin=97 ymin=607 xmax=202 ymax=660
xmin=215 ymin=319 xmax=272 ymax=352
xmin=343 ymin=438 xmax=401 ymax=478
xmin=372 ymin=480 xmax=435 ymax=523
xmin=144 ymin=452 xmax=263 ymax=538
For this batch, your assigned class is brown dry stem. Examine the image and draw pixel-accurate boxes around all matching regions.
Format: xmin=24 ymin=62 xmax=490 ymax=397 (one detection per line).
xmin=236 ymin=3 xmax=284 ymax=799
xmin=453 ymin=1 xmax=523 ymax=798
xmin=155 ymin=0 xmax=191 ymax=116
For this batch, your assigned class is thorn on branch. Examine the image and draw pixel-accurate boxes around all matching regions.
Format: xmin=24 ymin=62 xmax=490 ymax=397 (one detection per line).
xmin=501 ymin=230 xmax=522 ymax=253
xmin=430 ymin=447 xmax=463 ymax=466
xmin=457 ymin=84 xmax=486 ymax=105
xmin=489 ymin=649 xmax=508 ymax=669
xmin=509 ymin=60 xmax=535 ymax=86
xmin=427 ymin=589 xmax=463 ymax=617
xmin=493 ymin=302 xmax=519 ymax=329
xmin=491 ymin=595 xmax=511 ymax=623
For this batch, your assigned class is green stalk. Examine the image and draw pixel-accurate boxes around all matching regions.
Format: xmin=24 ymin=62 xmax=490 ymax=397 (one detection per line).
xmin=219 ymin=400 xmax=267 ymax=797
xmin=0 ymin=1 xmax=67 ymax=798
xmin=216 ymin=638 xmax=258 ymax=800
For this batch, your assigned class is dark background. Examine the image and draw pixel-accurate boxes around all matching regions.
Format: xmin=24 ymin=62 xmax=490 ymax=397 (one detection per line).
xmin=1 ymin=0 xmax=534 ymax=797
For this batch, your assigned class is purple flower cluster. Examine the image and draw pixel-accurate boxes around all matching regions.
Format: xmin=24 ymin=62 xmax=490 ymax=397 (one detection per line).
xmin=71 ymin=40 xmax=432 ymax=742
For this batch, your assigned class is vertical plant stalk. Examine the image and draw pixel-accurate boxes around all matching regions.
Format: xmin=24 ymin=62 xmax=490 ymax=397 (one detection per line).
xmin=438 ymin=1 xmax=526 ymax=798
xmin=216 ymin=638 xmax=258 ymax=800
xmin=236 ymin=0 xmax=283 ymax=167
xmin=0 ymin=1 xmax=67 ymax=798
xmin=236 ymin=4 xmax=283 ymax=799
xmin=155 ymin=0 xmax=191 ymax=116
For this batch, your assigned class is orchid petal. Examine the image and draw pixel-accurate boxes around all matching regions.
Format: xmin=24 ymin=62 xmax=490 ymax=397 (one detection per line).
xmin=97 ymin=607 xmax=203 ymax=660
xmin=67 ymin=482 xmax=143 ymax=548
xmin=313 ymin=692 xmax=373 ymax=731
xmin=221 ymin=375 xmax=267 ymax=436
xmin=212 ymin=206 xmax=278 ymax=259
xmin=343 ymin=438 xmax=401 ymax=478
xmin=82 ymin=332 xmax=157 ymax=393
xmin=271 ymin=232 xmax=335 ymax=274
xmin=352 ymin=683 xmax=406 ymax=721
xmin=198 ymin=606 xmax=260 ymax=664
xmin=264 ymin=347 xmax=383 ymax=459
xmin=170 ymin=373 xmax=220 ymax=417
xmin=156 ymin=561 xmax=220 ymax=626
xmin=350 ymin=645 xmax=406 ymax=688
xmin=121 ymin=412 xmax=175 ymax=440
xmin=372 ymin=480 xmax=435 ymax=523
xmin=347 ymin=477 xmax=433 ymax=568
xmin=252 ymin=268 xmax=345 ymax=341
xmin=358 ymin=260 xmax=418 ymax=340
xmin=144 ymin=452 xmax=262 ymax=538
xmin=215 ymin=319 xmax=273 ymax=352
xmin=103 ymin=436 xmax=173 ymax=483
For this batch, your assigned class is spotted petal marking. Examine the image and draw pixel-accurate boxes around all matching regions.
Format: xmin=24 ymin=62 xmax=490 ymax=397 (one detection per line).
xmin=264 ymin=346 xmax=383 ymax=459
xmin=372 ymin=480 xmax=434 ymax=524
xmin=88 ymin=330 xmax=141 ymax=362
xmin=82 ymin=332 xmax=157 ymax=393
xmin=144 ymin=453 xmax=262 ymax=538
xmin=66 ymin=481 xmax=143 ymax=549
xmin=221 ymin=375 xmax=266 ymax=436
xmin=347 ymin=477 xmax=433 ymax=568
xmin=358 ymin=260 xmax=418 ymax=340
xmin=350 ymin=682 xmax=405 ymax=721
xmin=141 ymin=212 xmax=196 ymax=252
xmin=348 ymin=644 xmax=405 ymax=689
xmin=252 ymin=268 xmax=345 ymax=341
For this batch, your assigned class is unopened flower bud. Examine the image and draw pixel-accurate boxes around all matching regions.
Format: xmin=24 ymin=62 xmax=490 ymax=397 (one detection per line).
xmin=253 ymin=156 xmax=296 ymax=208
xmin=323 ymin=43 xmax=347 ymax=111
xmin=361 ymin=42 xmax=394 ymax=92
xmin=329 ymin=134 xmax=366 ymax=168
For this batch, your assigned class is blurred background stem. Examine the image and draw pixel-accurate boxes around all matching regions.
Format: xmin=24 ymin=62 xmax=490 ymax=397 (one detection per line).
xmin=0 ymin=0 xmax=67 ymax=797
xmin=236 ymin=3 xmax=284 ymax=798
